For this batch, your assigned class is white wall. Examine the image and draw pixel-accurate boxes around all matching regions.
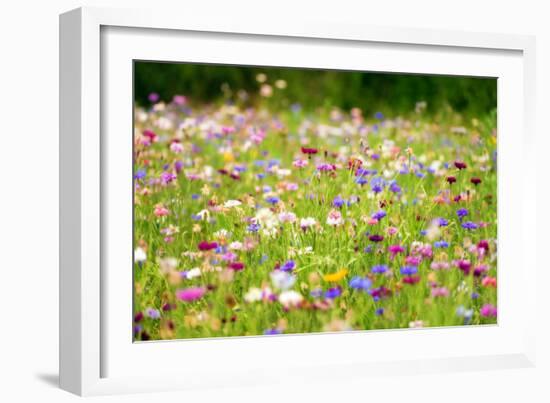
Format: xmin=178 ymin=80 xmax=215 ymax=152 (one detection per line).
xmin=0 ymin=1 xmax=547 ymax=402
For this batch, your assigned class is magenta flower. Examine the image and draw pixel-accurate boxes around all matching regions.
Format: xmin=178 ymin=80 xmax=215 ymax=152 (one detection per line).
xmin=228 ymin=262 xmax=245 ymax=271
xmin=388 ymin=244 xmax=405 ymax=259
xmin=198 ymin=241 xmax=218 ymax=251
xmin=480 ymin=304 xmax=497 ymax=318
xmin=176 ymin=287 xmax=206 ymax=302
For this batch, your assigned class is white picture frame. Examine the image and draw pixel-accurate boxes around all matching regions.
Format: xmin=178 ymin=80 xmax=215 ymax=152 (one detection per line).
xmin=59 ymin=6 xmax=537 ymax=396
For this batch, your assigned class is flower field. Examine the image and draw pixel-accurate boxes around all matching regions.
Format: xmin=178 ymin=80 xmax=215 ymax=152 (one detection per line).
xmin=133 ymin=73 xmax=497 ymax=341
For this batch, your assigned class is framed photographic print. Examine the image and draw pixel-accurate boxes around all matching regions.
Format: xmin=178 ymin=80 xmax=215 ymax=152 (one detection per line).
xmin=60 ymin=6 xmax=537 ymax=396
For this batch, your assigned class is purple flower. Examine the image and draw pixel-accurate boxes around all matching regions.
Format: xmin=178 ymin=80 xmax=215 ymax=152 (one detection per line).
xmin=247 ymin=223 xmax=261 ymax=233
xmin=461 ymin=221 xmax=478 ymax=230
xmin=264 ymin=328 xmax=282 ymax=335
xmin=333 ymin=195 xmax=346 ymax=208
xmin=456 ymin=208 xmax=469 ymax=220
xmin=148 ymin=92 xmax=160 ymax=103
xmin=371 ymin=264 xmax=388 ymax=274
xmin=434 ymin=240 xmax=449 ymax=248
xmin=437 ymin=218 xmax=449 ymax=227
xmin=372 ymin=210 xmax=386 ymax=220
xmin=280 ymin=260 xmax=296 ymax=272
xmin=400 ymin=266 xmax=418 ymax=276
xmin=176 ymin=287 xmax=206 ymax=302
xmin=324 ymin=287 xmax=342 ymax=299
xmin=369 ymin=234 xmax=384 ymax=243
xmin=349 ymin=276 xmax=372 ymax=291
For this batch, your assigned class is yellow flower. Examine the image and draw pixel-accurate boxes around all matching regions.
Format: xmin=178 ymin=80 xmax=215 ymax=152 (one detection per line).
xmin=323 ymin=268 xmax=348 ymax=282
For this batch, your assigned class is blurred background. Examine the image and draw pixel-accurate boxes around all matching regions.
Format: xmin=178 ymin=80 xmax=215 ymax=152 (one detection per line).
xmin=134 ymin=61 xmax=497 ymax=117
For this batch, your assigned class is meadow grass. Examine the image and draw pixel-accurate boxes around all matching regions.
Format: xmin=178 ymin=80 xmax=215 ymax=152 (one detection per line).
xmin=133 ymin=98 xmax=497 ymax=341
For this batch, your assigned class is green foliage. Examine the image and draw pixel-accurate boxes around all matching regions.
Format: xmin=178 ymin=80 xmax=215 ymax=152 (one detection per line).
xmin=134 ymin=62 xmax=497 ymax=116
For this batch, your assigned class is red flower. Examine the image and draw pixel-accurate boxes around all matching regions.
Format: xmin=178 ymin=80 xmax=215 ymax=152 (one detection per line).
xmin=301 ymin=147 xmax=318 ymax=155
xmin=228 ymin=262 xmax=245 ymax=271
xmin=470 ymin=177 xmax=482 ymax=185
xmin=446 ymin=176 xmax=457 ymax=184
xmin=403 ymin=275 xmax=421 ymax=285
xmin=454 ymin=161 xmax=467 ymax=170
xmin=369 ymin=234 xmax=384 ymax=242
xmin=198 ymin=241 xmax=218 ymax=251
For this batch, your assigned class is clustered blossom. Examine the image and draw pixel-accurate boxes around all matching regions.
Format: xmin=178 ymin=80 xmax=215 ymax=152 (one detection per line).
xmin=133 ymin=81 xmax=497 ymax=341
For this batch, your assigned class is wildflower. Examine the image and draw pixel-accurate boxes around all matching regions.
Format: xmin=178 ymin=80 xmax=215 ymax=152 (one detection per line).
xmin=480 ymin=304 xmax=497 ymax=318
xmin=470 ymin=177 xmax=482 ymax=185
xmin=372 ymin=264 xmax=388 ymax=274
xmin=247 ymin=223 xmax=261 ymax=233
xmin=409 ymin=320 xmax=425 ymax=328
xmin=278 ymin=211 xmax=297 ymax=223
xmin=456 ymin=208 xmax=468 ymax=219
xmin=145 ymin=307 xmax=161 ymax=319
xmin=372 ymin=210 xmax=386 ymax=220
xmin=228 ymin=262 xmax=245 ymax=271
xmin=446 ymin=176 xmax=457 ymax=184
xmin=154 ymin=204 xmax=170 ymax=217
xmin=403 ymin=275 xmax=421 ymax=284
xmin=431 ymin=287 xmax=449 ymax=297
xmin=198 ymin=241 xmax=218 ymax=251
xmin=369 ymin=234 xmax=384 ymax=242
xmin=400 ymin=266 xmax=418 ymax=276
xmin=244 ymin=287 xmax=263 ymax=303
xmin=438 ymin=218 xmax=449 ymax=227
xmin=300 ymin=217 xmax=317 ymax=230
xmin=301 ymin=147 xmax=318 ymax=155
xmin=456 ymin=260 xmax=472 ymax=275
xmin=175 ymin=287 xmax=206 ymax=302
xmin=482 ymin=277 xmax=497 ymax=288
xmin=454 ymin=161 xmax=467 ymax=170
xmin=224 ymin=200 xmax=242 ymax=208
xmin=170 ymin=142 xmax=184 ymax=153
xmin=333 ymin=195 xmax=346 ymax=208
xmin=265 ymin=196 xmax=280 ymax=204
xmin=280 ymin=260 xmax=296 ymax=272
xmin=270 ymin=271 xmax=296 ymax=290
xmin=349 ymin=276 xmax=372 ymax=291
xmin=388 ymin=244 xmax=405 ymax=258
xmin=279 ymin=290 xmax=304 ymax=307
xmin=324 ymin=287 xmax=342 ymax=299
xmin=461 ymin=221 xmax=478 ymax=230
xmin=264 ymin=328 xmax=283 ymax=335
xmin=326 ymin=209 xmax=344 ymax=226
xmin=323 ymin=269 xmax=348 ymax=282
xmin=434 ymin=240 xmax=449 ymax=248
xmin=134 ymin=247 xmax=147 ymax=264
xmin=293 ymin=159 xmax=309 ymax=168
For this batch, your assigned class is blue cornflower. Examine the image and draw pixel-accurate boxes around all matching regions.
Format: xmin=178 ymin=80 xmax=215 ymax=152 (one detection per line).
xmin=372 ymin=210 xmax=386 ymax=220
xmin=134 ymin=168 xmax=146 ymax=180
xmin=375 ymin=307 xmax=384 ymax=316
xmin=389 ymin=182 xmax=401 ymax=193
xmin=374 ymin=111 xmax=384 ymax=120
xmin=247 ymin=223 xmax=261 ymax=233
xmin=420 ymin=229 xmax=428 ymax=236
xmin=371 ymin=264 xmax=388 ymax=274
xmin=333 ymin=195 xmax=346 ymax=208
xmin=471 ymin=292 xmax=480 ymax=299
xmin=264 ymin=328 xmax=282 ymax=335
xmin=438 ymin=217 xmax=449 ymax=227
xmin=434 ymin=240 xmax=449 ymax=248
xmin=349 ymin=276 xmax=372 ymax=291
xmin=364 ymin=245 xmax=373 ymax=253
xmin=191 ymin=193 xmax=200 ymax=200
xmin=400 ymin=266 xmax=418 ymax=276
xmin=461 ymin=221 xmax=478 ymax=230
xmin=324 ymin=287 xmax=342 ymax=299
xmin=257 ymin=173 xmax=266 ymax=180
xmin=280 ymin=260 xmax=296 ymax=272
xmin=456 ymin=208 xmax=469 ymax=219
xmin=355 ymin=176 xmax=368 ymax=185
xmin=371 ymin=177 xmax=385 ymax=193
xmin=265 ymin=196 xmax=280 ymax=204
xmin=263 ymin=185 xmax=272 ymax=193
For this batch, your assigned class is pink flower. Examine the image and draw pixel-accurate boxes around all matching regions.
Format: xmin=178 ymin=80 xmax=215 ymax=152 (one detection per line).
xmin=154 ymin=205 xmax=170 ymax=217
xmin=430 ymin=261 xmax=450 ymax=270
xmin=176 ymin=287 xmax=206 ymax=302
xmin=388 ymin=244 xmax=405 ymax=259
xmin=480 ymin=304 xmax=497 ymax=318
xmin=170 ymin=142 xmax=184 ymax=153
xmin=431 ymin=287 xmax=449 ymax=297
xmin=482 ymin=276 xmax=497 ymax=288
xmin=386 ymin=226 xmax=398 ymax=236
